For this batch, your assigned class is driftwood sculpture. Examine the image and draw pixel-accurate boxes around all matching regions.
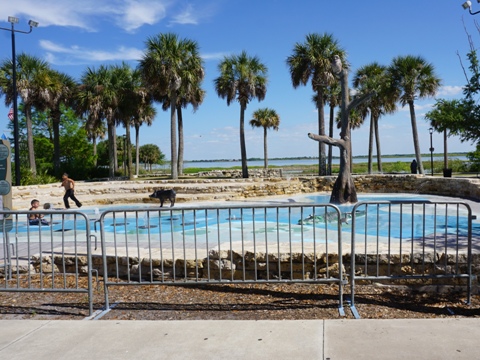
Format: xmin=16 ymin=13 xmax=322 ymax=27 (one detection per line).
xmin=308 ymin=55 xmax=373 ymax=204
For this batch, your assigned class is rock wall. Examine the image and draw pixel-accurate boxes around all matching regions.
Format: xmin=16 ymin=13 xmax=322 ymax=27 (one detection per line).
xmin=11 ymin=174 xmax=480 ymax=210
xmin=28 ymin=250 xmax=477 ymax=285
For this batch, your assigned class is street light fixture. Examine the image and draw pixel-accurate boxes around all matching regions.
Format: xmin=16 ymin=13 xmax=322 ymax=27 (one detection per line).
xmin=0 ymin=16 xmax=39 ymax=186
xmin=462 ymin=0 xmax=480 ymax=15
xmin=429 ymin=128 xmax=434 ymax=176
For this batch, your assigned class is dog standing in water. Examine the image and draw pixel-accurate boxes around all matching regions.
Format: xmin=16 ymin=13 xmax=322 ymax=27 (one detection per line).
xmin=149 ymin=189 xmax=176 ymax=207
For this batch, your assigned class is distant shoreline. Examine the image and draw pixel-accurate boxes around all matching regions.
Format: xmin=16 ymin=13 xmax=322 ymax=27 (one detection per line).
xmin=186 ymin=153 xmax=468 ymax=163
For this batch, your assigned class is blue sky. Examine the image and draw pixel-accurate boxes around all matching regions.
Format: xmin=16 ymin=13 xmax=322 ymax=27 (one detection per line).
xmin=0 ymin=0 xmax=477 ymax=161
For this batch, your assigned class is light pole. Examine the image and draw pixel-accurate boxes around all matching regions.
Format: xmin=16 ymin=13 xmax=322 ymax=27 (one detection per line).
xmin=0 ymin=16 xmax=38 ymax=186
xmin=429 ymin=128 xmax=434 ymax=176
xmin=123 ymin=135 xmax=127 ymax=175
xmin=462 ymin=1 xmax=480 ymax=15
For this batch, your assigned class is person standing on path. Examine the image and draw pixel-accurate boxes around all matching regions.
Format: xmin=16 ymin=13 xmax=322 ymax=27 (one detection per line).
xmin=60 ymin=173 xmax=82 ymax=209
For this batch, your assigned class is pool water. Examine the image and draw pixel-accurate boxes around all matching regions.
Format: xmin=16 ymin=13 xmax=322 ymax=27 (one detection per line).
xmin=13 ymin=194 xmax=477 ymax=240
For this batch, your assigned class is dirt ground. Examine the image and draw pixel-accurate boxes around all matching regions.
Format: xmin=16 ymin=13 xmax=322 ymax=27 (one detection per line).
xmin=0 ymin=278 xmax=479 ymax=320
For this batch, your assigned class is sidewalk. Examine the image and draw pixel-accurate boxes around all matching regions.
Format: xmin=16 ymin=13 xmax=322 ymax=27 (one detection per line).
xmin=0 ymin=318 xmax=478 ymax=359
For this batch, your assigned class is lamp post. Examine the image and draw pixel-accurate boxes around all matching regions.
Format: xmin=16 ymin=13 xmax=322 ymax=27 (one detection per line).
xmin=123 ymin=135 xmax=127 ymax=175
xmin=462 ymin=1 xmax=480 ymax=15
xmin=429 ymin=128 xmax=434 ymax=176
xmin=0 ymin=16 xmax=38 ymax=186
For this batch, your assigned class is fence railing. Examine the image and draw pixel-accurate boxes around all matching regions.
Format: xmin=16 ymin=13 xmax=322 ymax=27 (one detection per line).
xmin=98 ymin=203 xmax=346 ymax=315
xmin=349 ymin=200 xmax=473 ymax=318
xmin=0 ymin=199 xmax=474 ymax=319
xmin=0 ymin=210 xmax=95 ymax=316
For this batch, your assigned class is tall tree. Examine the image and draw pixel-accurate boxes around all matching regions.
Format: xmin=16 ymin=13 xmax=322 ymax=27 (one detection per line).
xmin=309 ymin=56 xmax=373 ymax=204
xmin=387 ymin=55 xmax=441 ymax=175
xmin=0 ymin=53 xmax=52 ymax=176
xmin=249 ymin=108 xmax=280 ymax=169
xmin=139 ymin=32 xmax=204 ymax=180
xmin=43 ymin=70 xmax=78 ymax=177
xmin=160 ymin=82 xmax=205 ymax=176
xmin=78 ymin=65 xmax=124 ymax=178
xmin=352 ymin=62 xmax=396 ymax=174
xmin=324 ymin=83 xmax=341 ymax=175
xmin=286 ymin=33 xmax=347 ymax=176
xmin=214 ymin=51 xmax=268 ymax=178
xmin=133 ymin=103 xmax=156 ymax=177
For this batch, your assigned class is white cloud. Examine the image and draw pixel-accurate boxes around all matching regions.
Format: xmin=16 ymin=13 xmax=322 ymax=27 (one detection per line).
xmin=2 ymin=0 xmax=174 ymax=32
xmin=201 ymin=52 xmax=227 ymax=61
xmin=169 ymin=2 xmax=216 ymax=26
xmin=115 ymin=0 xmax=170 ymax=33
xmin=437 ymin=85 xmax=463 ymax=97
xmin=40 ymin=40 xmax=143 ymax=64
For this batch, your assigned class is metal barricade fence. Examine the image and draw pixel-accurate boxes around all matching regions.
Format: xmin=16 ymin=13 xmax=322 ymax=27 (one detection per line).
xmin=349 ymin=200 xmax=473 ymax=318
xmin=0 ymin=210 xmax=95 ymax=316
xmin=99 ymin=203 xmax=346 ymax=315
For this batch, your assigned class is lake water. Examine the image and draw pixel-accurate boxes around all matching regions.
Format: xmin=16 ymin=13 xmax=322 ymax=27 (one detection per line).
xmin=180 ymin=155 xmax=467 ymax=169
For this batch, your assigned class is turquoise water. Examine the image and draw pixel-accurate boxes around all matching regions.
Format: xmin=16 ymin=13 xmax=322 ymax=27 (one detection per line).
xmin=15 ymin=194 xmax=475 ymax=240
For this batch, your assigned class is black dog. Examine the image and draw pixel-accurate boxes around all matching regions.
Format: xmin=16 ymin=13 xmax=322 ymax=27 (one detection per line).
xmin=149 ymin=189 xmax=176 ymax=207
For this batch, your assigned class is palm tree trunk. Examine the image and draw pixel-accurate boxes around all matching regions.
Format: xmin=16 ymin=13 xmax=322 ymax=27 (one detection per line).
xmin=240 ymin=105 xmax=248 ymax=178
xmin=170 ymin=92 xmax=178 ymax=180
xmin=25 ymin=106 xmax=36 ymax=176
xmin=135 ymin=124 xmax=140 ymax=176
xmin=316 ymin=88 xmax=326 ymax=176
xmin=107 ymin=121 xmax=115 ymax=178
xmin=92 ymin=137 xmax=97 ymax=167
xmin=177 ymin=105 xmax=184 ymax=176
xmin=374 ymin=117 xmax=383 ymax=172
xmin=113 ymin=125 xmax=118 ymax=173
xmin=52 ymin=109 xmax=61 ymax=177
xmin=368 ymin=113 xmax=374 ymax=174
xmin=263 ymin=126 xmax=268 ymax=169
xmin=328 ymin=104 xmax=334 ymax=175
xmin=125 ymin=127 xmax=133 ymax=179
xmin=408 ymin=101 xmax=424 ymax=174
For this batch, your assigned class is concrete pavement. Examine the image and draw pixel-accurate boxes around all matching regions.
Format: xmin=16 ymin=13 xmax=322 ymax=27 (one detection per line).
xmin=0 ymin=318 xmax=478 ymax=359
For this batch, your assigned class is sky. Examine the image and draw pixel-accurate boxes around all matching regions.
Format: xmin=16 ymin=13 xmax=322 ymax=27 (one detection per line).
xmin=0 ymin=0 xmax=478 ymax=161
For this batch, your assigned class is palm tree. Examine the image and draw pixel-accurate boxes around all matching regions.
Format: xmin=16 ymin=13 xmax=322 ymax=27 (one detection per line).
xmin=133 ymin=102 xmax=156 ymax=177
xmin=0 ymin=53 xmax=51 ymax=176
xmin=159 ymin=80 xmax=205 ymax=176
xmin=286 ymin=33 xmax=346 ymax=176
xmin=43 ymin=70 xmax=78 ymax=177
xmin=85 ymin=119 xmax=106 ymax=167
xmin=78 ymin=65 xmax=123 ymax=178
xmin=387 ymin=55 xmax=441 ymax=175
xmin=214 ymin=51 xmax=268 ymax=178
xmin=352 ymin=62 xmax=396 ymax=174
xmin=314 ymin=82 xmax=341 ymax=175
xmin=249 ymin=108 xmax=280 ymax=169
xmin=139 ymin=32 xmax=204 ymax=180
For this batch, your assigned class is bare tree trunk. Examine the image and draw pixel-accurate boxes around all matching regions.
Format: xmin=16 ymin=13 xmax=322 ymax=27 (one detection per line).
xmin=316 ymin=88 xmax=327 ymax=176
xmin=374 ymin=116 xmax=383 ymax=173
xmin=368 ymin=113 xmax=374 ymax=174
xmin=328 ymin=104 xmax=334 ymax=175
xmin=170 ymin=92 xmax=178 ymax=180
xmin=107 ymin=121 xmax=115 ymax=178
xmin=177 ymin=106 xmax=184 ymax=176
xmin=308 ymin=68 xmax=365 ymax=204
xmin=113 ymin=125 xmax=118 ymax=173
xmin=408 ymin=100 xmax=424 ymax=174
xmin=25 ymin=106 xmax=37 ymax=176
xmin=240 ymin=104 xmax=249 ymax=178
xmin=263 ymin=126 xmax=268 ymax=169
xmin=92 ymin=137 xmax=97 ymax=167
xmin=135 ymin=124 xmax=140 ymax=177
xmin=125 ymin=127 xmax=133 ymax=179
